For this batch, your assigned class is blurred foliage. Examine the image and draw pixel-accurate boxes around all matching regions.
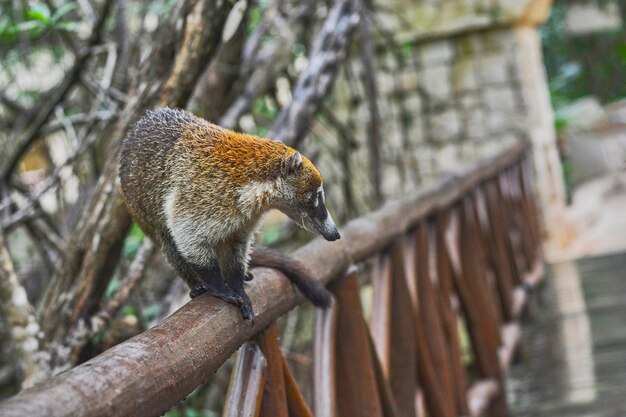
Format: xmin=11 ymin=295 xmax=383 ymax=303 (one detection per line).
xmin=542 ymin=0 xmax=626 ymax=109
xmin=0 ymin=2 xmax=81 ymax=44
xmin=122 ymin=222 xmax=145 ymax=258
xmin=164 ymin=386 xmax=219 ymax=417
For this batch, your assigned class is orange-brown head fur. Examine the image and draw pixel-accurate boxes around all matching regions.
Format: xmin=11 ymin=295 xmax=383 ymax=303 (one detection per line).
xmin=177 ymin=117 xmax=322 ymax=188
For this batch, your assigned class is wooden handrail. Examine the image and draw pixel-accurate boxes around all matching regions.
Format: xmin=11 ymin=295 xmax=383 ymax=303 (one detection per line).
xmin=0 ymin=140 xmax=531 ymax=417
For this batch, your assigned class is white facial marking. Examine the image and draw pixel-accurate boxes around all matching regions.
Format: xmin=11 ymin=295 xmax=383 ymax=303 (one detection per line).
xmin=314 ymin=184 xmax=324 ymax=207
xmin=324 ymin=215 xmax=336 ymax=232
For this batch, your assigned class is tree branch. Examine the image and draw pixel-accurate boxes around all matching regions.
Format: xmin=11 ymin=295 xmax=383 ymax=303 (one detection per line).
xmin=358 ymin=5 xmax=383 ymax=206
xmin=2 ymin=0 xmax=116 ymax=179
xmin=50 ymin=239 xmax=156 ymax=375
xmin=219 ymin=3 xmax=315 ymax=129
xmin=0 ymin=228 xmax=49 ymax=389
xmin=269 ymin=0 xmax=359 ymax=148
xmin=0 ymin=91 xmax=27 ymax=115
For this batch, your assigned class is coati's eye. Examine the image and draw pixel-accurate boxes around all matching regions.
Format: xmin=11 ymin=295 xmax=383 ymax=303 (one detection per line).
xmin=313 ymin=190 xmax=328 ymax=220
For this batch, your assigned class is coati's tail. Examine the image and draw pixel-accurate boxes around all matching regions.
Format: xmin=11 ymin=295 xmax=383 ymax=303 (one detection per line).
xmin=249 ymin=246 xmax=332 ymax=308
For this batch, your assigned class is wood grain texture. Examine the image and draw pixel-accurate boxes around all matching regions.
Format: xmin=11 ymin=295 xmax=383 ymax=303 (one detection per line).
xmin=257 ymin=324 xmax=289 ymax=417
xmin=330 ymin=272 xmax=384 ymax=417
xmin=412 ymin=223 xmax=456 ymax=417
xmin=223 ymin=343 xmax=266 ymax=417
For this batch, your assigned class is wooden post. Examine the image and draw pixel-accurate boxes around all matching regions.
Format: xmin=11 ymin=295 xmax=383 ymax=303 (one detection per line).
xmin=412 ymin=223 xmax=457 ymax=417
xmin=371 ymin=245 xmax=418 ymax=417
xmin=223 ymin=343 xmax=266 ymax=417
xmin=434 ymin=212 xmax=470 ymax=415
xmin=256 ymin=324 xmax=290 ymax=417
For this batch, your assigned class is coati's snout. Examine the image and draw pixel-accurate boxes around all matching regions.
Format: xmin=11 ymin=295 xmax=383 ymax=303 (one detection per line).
xmin=310 ymin=214 xmax=341 ymax=241
xmin=321 ymin=223 xmax=341 ymax=241
xmin=299 ymin=184 xmax=341 ymax=242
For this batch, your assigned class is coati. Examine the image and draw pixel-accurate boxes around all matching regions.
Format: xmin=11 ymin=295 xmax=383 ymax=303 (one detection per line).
xmin=119 ymin=108 xmax=340 ymax=320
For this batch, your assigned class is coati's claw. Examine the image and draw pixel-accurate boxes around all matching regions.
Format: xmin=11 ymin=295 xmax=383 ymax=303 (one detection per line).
xmin=238 ymin=300 xmax=255 ymax=321
xmin=244 ymin=272 xmax=254 ymax=282
xmin=233 ymin=291 xmax=254 ymax=321
xmin=189 ymin=286 xmax=208 ymax=298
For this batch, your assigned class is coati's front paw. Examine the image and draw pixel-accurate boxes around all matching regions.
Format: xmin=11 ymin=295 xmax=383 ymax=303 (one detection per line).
xmin=189 ymin=285 xmax=208 ymax=298
xmin=238 ymin=300 xmax=255 ymax=322
xmin=244 ymin=271 xmax=254 ymax=282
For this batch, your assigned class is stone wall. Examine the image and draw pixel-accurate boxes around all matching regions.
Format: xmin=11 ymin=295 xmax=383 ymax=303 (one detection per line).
xmin=314 ymin=0 xmax=567 ymax=246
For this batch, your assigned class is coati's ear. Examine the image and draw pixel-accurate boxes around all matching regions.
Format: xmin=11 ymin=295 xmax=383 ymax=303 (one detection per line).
xmin=281 ymin=151 xmax=303 ymax=177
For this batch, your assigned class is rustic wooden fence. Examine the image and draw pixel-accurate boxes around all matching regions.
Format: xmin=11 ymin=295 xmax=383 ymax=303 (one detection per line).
xmin=0 ymin=140 xmax=543 ymax=417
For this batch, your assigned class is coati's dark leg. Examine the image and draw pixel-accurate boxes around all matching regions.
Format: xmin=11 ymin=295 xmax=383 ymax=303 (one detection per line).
xmin=159 ymin=234 xmax=207 ymax=297
xmin=193 ymin=262 xmax=252 ymax=315
xmin=217 ymin=240 xmax=254 ymax=320
xmin=161 ymin=232 xmax=253 ymax=319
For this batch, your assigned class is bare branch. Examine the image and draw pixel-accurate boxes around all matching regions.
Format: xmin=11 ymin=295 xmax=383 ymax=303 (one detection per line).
xmin=219 ymin=3 xmax=315 ymax=129
xmin=159 ymin=0 xmax=234 ymax=108
xmin=2 ymin=0 xmax=116 ymax=179
xmin=0 ymin=91 xmax=26 ymax=115
xmin=1 ymin=125 xmax=105 ymax=230
xmin=358 ymin=6 xmax=383 ymax=206
xmin=269 ymin=0 xmax=359 ymax=148
xmin=40 ymin=111 xmax=117 ymax=136
xmin=50 ymin=239 xmax=156 ymax=374
xmin=320 ymin=108 xmax=357 ymax=219
xmin=0 ymin=228 xmax=49 ymax=389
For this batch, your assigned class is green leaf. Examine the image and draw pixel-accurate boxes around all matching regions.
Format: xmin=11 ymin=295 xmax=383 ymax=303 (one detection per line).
xmin=141 ymin=304 xmax=161 ymax=322
xmin=261 ymin=225 xmax=281 ymax=245
xmin=55 ymin=21 xmax=81 ymax=32
xmin=26 ymin=3 xmax=51 ymax=23
xmin=51 ymin=3 xmax=77 ymax=22
xmin=15 ymin=20 xmax=44 ymax=33
xmin=105 ymin=277 xmax=121 ymax=299
xmin=122 ymin=223 xmax=145 ymax=258
xmin=121 ymin=306 xmax=138 ymax=317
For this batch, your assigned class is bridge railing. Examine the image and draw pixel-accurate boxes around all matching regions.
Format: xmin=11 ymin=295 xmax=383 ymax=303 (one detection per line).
xmin=0 ymin=140 xmax=543 ymax=417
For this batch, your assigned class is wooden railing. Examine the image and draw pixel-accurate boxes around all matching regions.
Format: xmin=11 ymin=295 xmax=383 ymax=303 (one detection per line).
xmin=0 ymin=140 xmax=543 ymax=417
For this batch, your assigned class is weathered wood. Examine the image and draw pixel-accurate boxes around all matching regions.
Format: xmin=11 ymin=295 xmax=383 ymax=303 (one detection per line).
xmin=223 ymin=343 xmax=266 ymax=417
xmin=328 ymin=271 xmax=385 ymax=417
xmin=412 ymin=223 xmax=456 ymax=417
xmin=470 ymin=190 xmax=506 ymax=323
xmin=520 ymin=157 xmax=543 ymax=254
xmin=281 ymin=355 xmax=314 ymax=417
xmin=483 ymin=183 xmax=516 ymax=322
xmin=500 ymin=168 xmax=533 ymax=273
xmin=458 ymin=198 xmax=509 ymax=417
xmin=434 ymin=212 xmax=470 ymax=416
xmin=366 ymin=331 xmax=401 ymax=417
xmin=495 ymin=174 xmax=523 ymax=286
xmin=457 ymin=199 xmax=502 ymax=378
xmin=313 ymin=299 xmax=338 ymax=417
xmin=371 ymin=244 xmax=418 ymax=417
xmin=370 ymin=255 xmax=391 ymax=372
xmin=510 ymin=165 xmax=536 ymax=269
xmin=0 ymin=141 xmax=531 ymax=417
xmin=256 ymin=324 xmax=289 ymax=417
